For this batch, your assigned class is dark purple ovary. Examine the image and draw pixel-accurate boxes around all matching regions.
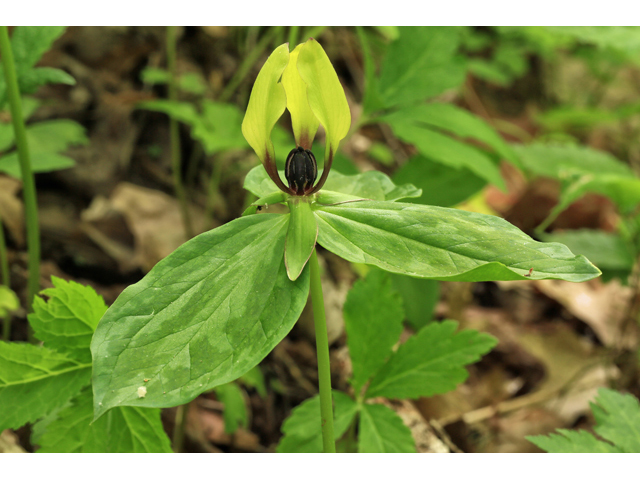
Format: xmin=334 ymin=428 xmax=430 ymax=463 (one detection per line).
xmin=285 ymin=146 xmax=317 ymax=195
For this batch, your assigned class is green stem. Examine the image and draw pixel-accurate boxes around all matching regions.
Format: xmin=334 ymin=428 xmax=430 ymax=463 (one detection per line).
xmin=0 ymin=216 xmax=9 ymax=287
xmin=288 ymin=26 xmax=300 ymax=47
xmin=172 ymin=402 xmax=190 ymax=453
xmin=0 ymin=26 xmax=40 ymax=313
xmin=219 ymin=26 xmax=282 ymax=102
xmin=309 ymin=248 xmax=336 ymax=453
xmin=167 ymin=25 xmax=194 ymax=239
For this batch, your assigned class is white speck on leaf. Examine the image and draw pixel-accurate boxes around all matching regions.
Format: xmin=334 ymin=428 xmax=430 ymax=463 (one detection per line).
xmin=137 ymin=386 xmax=147 ymax=398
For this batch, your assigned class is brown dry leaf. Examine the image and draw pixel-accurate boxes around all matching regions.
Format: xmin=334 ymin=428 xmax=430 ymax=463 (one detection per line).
xmin=0 ymin=429 xmax=26 ymax=453
xmin=535 ymin=279 xmax=636 ymax=349
xmin=0 ymin=176 xmax=24 ymax=245
xmin=90 ymin=182 xmax=205 ymax=272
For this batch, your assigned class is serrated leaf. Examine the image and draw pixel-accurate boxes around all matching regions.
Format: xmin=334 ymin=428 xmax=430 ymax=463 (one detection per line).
xmin=358 ymin=403 xmax=416 ymax=453
xmin=28 ymin=276 xmax=107 ymax=363
xmin=376 ymin=27 xmax=466 ymax=109
xmin=36 ymin=387 xmax=171 ymax=453
xmin=91 ymin=214 xmax=310 ymax=418
xmin=10 ymin=26 xmax=67 ymax=71
xmin=385 ymin=117 xmax=505 ymax=190
xmin=365 ymin=320 xmax=497 ymax=399
xmin=314 ymin=201 xmax=601 ymax=282
xmin=393 ymin=155 xmax=486 ymax=207
xmin=276 ymin=391 xmax=357 ymax=453
xmin=592 ymin=388 xmax=640 ymax=452
xmin=0 ymin=341 xmax=90 ymax=431
xmin=18 ymin=67 xmax=75 ymax=95
xmin=527 ymin=429 xmax=621 ymax=453
xmin=389 ymin=274 xmax=439 ymax=331
xmin=285 ymin=199 xmax=317 ymax=281
xmin=344 ymin=270 xmax=404 ymax=391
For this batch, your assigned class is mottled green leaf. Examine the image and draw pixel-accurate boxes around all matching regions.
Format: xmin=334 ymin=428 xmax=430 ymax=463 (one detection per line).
xmin=344 ymin=270 xmax=404 ymax=391
xmin=0 ymin=341 xmax=90 ymax=431
xmin=276 ymin=391 xmax=357 ymax=453
xmin=36 ymin=387 xmax=171 ymax=453
xmin=314 ymin=201 xmax=601 ymax=282
xmin=358 ymin=403 xmax=416 ymax=453
xmin=28 ymin=276 xmax=107 ymax=363
xmin=366 ymin=320 xmax=497 ymax=399
xmin=91 ymin=214 xmax=309 ymax=418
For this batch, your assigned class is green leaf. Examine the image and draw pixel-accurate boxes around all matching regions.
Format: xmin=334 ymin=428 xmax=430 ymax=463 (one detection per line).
xmin=36 ymin=387 xmax=172 ymax=453
xmin=297 ymin=39 xmax=351 ymax=162
xmin=515 ymin=142 xmax=632 ymax=179
xmin=343 ymin=270 xmax=404 ymax=391
xmin=238 ymin=366 xmax=267 ymax=398
xmin=0 ymin=285 xmax=19 ymax=318
xmin=10 ymin=26 xmax=67 ymax=71
xmin=178 ymin=72 xmax=207 ymax=95
xmin=28 ymin=276 xmax=107 ymax=363
xmin=282 ymin=43 xmax=319 ymax=149
xmin=0 ymin=341 xmax=90 ymax=431
xmin=393 ymin=155 xmax=486 ymax=207
xmin=276 ymin=391 xmax=357 ymax=453
xmin=314 ymin=201 xmax=601 ymax=282
xmin=241 ymin=43 xmax=289 ymax=167
xmin=285 ymin=199 xmax=317 ymax=281
xmin=215 ymin=382 xmax=248 ymax=434
xmin=385 ymin=116 xmax=506 ymax=190
xmin=91 ymin=214 xmax=310 ymax=418
xmin=527 ymin=429 xmax=621 ymax=453
xmin=540 ymin=230 xmax=634 ymax=273
xmin=138 ymin=99 xmax=200 ymax=125
xmin=323 ymin=170 xmax=422 ymax=202
xmin=377 ymin=27 xmax=466 ymax=109
xmin=366 ymin=320 xmax=497 ymax=399
xmin=358 ymin=403 xmax=416 ymax=453
xmin=389 ymin=274 xmax=440 ymax=331
xmin=380 ymin=103 xmax=520 ymax=167
xmin=191 ymin=100 xmax=246 ymax=154
xmin=243 ymin=165 xmax=421 ymax=203
xmin=0 ymin=151 xmax=75 ymax=178
xmin=17 ymin=67 xmax=75 ymax=95
xmin=592 ymin=388 xmax=640 ymax=452
xmin=140 ymin=67 xmax=170 ymax=84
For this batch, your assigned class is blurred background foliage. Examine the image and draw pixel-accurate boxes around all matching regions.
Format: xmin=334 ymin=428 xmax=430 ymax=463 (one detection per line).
xmin=2 ymin=26 xmax=640 ymax=452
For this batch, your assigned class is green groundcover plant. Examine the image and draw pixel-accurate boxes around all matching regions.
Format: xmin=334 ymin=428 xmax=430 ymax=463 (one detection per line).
xmin=86 ymin=39 xmax=599 ymax=452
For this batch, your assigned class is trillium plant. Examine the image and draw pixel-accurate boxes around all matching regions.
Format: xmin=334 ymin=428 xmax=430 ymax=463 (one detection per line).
xmin=91 ymin=39 xmax=600 ymax=453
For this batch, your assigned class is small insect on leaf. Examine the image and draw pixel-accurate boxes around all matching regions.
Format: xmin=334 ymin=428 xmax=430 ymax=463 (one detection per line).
xmin=524 ymin=268 xmax=533 ymax=277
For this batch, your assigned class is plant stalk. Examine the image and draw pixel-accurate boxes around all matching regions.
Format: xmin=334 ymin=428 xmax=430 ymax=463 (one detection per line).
xmin=173 ymin=402 xmax=190 ymax=452
xmin=166 ymin=25 xmax=194 ymax=239
xmin=0 ymin=216 xmax=9 ymax=287
xmin=309 ymin=248 xmax=336 ymax=453
xmin=0 ymin=26 xmax=40 ymax=313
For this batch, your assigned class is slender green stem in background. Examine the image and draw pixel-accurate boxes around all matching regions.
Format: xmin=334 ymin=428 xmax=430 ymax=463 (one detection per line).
xmin=167 ymin=25 xmax=194 ymax=239
xmin=0 ymin=216 xmax=8 ymax=287
xmin=0 ymin=216 xmax=10 ymax=340
xmin=288 ymin=26 xmax=300 ymax=47
xmin=304 ymin=26 xmax=327 ymax=40
xmin=309 ymin=248 xmax=336 ymax=453
xmin=204 ymin=155 xmax=223 ymax=227
xmin=219 ymin=26 xmax=283 ymax=102
xmin=172 ymin=402 xmax=190 ymax=453
xmin=0 ymin=26 xmax=40 ymax=314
